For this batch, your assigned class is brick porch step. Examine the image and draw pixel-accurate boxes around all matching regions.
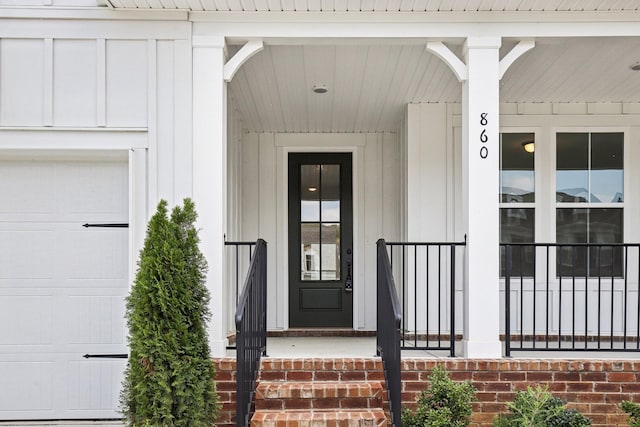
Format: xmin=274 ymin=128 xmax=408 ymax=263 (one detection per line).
xmin=254 ymin=381 xmax=384 ymax=410
xmin=250 ymin=409 xmax=388 ymax=427
xmin=250 ymin=358 xmax=390 ymax=427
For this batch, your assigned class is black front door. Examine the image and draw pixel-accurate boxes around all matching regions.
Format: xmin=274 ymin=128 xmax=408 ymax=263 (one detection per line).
xmin=288 ymin=153 xmax=353 ymax=328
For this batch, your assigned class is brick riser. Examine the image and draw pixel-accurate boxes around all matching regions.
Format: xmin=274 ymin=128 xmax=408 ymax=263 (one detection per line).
xmin=251 ymin=358 xmax=391 ymax=427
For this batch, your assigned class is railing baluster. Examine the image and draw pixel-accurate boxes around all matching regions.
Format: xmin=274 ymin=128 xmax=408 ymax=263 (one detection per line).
xmin=450 ymin=244 xmax=456 ymax=357
xmin=505 ymin=244 xmax=511 ymax=357
xmin=624 ymin=246 xmax=629 ymax=349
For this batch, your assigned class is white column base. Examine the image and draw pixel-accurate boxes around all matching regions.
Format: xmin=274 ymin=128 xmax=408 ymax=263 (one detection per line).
xmin=461 ymin=339 xmax=502 ymax=358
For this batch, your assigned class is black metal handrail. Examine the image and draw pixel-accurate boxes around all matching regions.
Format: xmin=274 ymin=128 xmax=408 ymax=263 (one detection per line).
xmin=503 ymin=242 xmax=640 ymax=356
xmin=235 ymin=239 xmax=267 ymax=427
xmin=384 ymin=240 xmax=466 ymax=355
xmin=376 ymin=239 xmax=402 ymax=427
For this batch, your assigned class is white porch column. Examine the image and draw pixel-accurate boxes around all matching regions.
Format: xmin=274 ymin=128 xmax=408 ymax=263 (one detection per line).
xmin=461 ymin=36 xmax=502 ymax=358
xmin=193 ymin=36 xmax=227 ymax=357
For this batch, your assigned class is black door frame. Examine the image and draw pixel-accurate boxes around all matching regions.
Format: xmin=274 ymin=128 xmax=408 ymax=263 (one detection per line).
xmin=288 ymin=152 xmax=354 ymax=328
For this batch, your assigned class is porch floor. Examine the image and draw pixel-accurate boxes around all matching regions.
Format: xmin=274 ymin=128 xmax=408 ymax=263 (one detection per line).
xmin=252 ymin=337 xmax=640 ymax=359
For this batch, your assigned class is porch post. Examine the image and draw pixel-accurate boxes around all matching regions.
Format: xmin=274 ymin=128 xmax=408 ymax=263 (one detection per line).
xmin=193 ymin=36 xmax=227 ymax=357
xmin=461 ymin=36 xmax=502 ymax=358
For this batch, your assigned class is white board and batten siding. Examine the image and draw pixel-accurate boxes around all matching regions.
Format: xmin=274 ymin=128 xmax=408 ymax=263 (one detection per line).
xmin=238 ymin=132 xmax=400 ymax=331
xmin=0 ymin=29 xmax=190 ymax=420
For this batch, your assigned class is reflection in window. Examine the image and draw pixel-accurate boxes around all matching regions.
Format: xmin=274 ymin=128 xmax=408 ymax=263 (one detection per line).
xmin=556 ymin=208 xmax=623 ymax=277
xmin=500 ymin=133 xmax=535 ymax=203
xmin=300 ymin=164 xmax=341 ymax=281
xmin=500 ymin=208 xmax=535 ymax=277
xmin=557 ymin=133 xmax=623 ymax=203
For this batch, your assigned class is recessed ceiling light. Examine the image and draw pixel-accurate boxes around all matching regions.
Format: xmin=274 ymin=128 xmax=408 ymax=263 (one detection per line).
xmin=631 ymin=62 xmax=640 ymax=71
xmin=522 ymin=141 xmax=535 ymax=153
xmin=312 ymin=84 xmax=328 ymax=94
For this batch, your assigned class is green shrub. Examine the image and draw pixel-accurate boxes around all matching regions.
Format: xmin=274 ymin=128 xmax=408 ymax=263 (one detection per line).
xmin=620 ymin=401 xmax=640 ymax=427
xmin=492 ymin=385 xmax=591 ymax=427
xmin=120 ymin=199 xmax=219 ymax=427
xmin=402 ymin=365 xmax=477 ymax=427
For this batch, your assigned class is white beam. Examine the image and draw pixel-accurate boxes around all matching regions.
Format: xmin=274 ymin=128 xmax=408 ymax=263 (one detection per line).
xmin=223 ymin=39 xmax=264 ymax=82
xmin=193 ymin=19 xmax=640 ymax=40
xmin=426 ymin=41 xmax=467 ymax=82
xmin=499 ymin=39 xmax=535 ymax=79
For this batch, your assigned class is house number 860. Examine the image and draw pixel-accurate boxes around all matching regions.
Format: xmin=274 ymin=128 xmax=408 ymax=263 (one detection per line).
xmin=479 ymin=113 xmax=488 ymax=159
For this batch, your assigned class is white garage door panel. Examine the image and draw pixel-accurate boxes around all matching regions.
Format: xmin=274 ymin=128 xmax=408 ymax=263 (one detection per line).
xmin=68 ymin=360 xmax=126 ymax=413
xmin=0 ymin=158 xmax=128 ymax=420
xmin=0 ymin=230 xmax=56 ymax=279
xmin=67 ymin=295 xmax=126 ymax=345
xmin=0 ymin=296 xmax=53 ymax=345
xmin=0 ymin=161 xmax=127 ymax=222
xmin=0 ymin=360 xmax=54 ymax=412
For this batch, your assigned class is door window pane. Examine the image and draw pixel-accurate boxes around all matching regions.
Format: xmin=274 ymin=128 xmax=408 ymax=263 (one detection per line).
xmin=301 ymin=223 xmax=320 ymax=280
xmin=500 ymin=208 xmax=535 ymax=276
xmin=557 ymin=133 xmax=589 ymax=202
xmin=301 ymin=165 xmax=319 ymax=221
xmin=320 ymin=223 xmax=340 ymax=280
xmin=500 ymin=133 xmax=535 ymax=203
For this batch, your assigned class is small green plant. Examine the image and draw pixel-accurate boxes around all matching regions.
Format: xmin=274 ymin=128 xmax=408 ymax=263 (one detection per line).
xmin=402 ymin=365 xmax=477 ymax=427
xmin=492 ymin=385 xmax=591 ymax=427
xmin=620 ymin=401 xmax=640 ymax=427
xmin=120 ymin=199 xmax=219 ymax=427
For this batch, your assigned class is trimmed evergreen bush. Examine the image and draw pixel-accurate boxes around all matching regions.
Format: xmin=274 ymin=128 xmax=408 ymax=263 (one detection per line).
xmin=620 ymin=401 xmax=640 ymax=427
xmin=120 ymin=199 xmax=219 ymax=427
xmin=402 ymin=365 xmax=477 ymax=427
xmin=492 ymin=385 xmax=591 ymax=427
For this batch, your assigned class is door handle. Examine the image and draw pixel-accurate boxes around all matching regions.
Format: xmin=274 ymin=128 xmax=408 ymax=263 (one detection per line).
xmin=345 ymin=249 xmax=353 ymax=293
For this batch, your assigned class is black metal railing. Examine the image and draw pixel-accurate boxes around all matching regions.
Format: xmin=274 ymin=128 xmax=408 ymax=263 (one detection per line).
xmin=384 ymin=240 xmax=466 ymax=355
xmin=503 ymin=242 xmax=640 ymax=356
xmin=235 ymin=239 xmax=267 ymax=427
xmin=376 ymin=239 xmax=402 ymax=427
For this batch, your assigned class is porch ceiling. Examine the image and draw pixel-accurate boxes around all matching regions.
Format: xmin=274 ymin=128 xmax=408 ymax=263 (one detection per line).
xmin=107 ymin=0 xmax=640 ymax=12
xmin=229 ymin=37 xmax=640 ymax=133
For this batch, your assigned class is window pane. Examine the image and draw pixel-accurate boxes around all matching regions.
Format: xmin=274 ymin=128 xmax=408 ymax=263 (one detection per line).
xmin=557 ymin=133 xmax=589 ymax=202
xmin=500 ymin=133 xmax=535 ymax=203
xmin=301 ymin=165 xmax=319 ymax=221
xmin=301 ymin=223 xmax=320 ymax=280
xmin=321 ymin=164 xmax=340 ymax=221
xmin=320 ymin=223 xmax=340 ymax=280
xmin=589 ymin=208 xmax=623 ymax=277
xmin=556 ymin=208 xmax=623 ymax=277
xmin=591 ymin=133 xmax=623 ymax=203
xmin=500 ymin=208 xmax=534 ymax=276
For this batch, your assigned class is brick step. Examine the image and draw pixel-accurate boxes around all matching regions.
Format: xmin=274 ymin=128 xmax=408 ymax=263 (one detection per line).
xmin=254 ymin=381 xmax=384 ymax=410
xmin=250 ymin=409 xmax=388 ymax=427
xmin=258 ymin=358 xmax=386 ymax=382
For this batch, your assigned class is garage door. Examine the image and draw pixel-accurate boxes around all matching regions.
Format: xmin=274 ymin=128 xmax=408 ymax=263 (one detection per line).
xmin=0 ymin=156 xmax=129 ymax=420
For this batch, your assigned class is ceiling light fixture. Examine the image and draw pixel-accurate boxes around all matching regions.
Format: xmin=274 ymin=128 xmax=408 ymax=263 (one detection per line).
xmin=631 ymin=62 xmax=640 ymax=71
xmin=308 ymin=187 xmax=317 ymax=192
xmin=312 ymin=84 xmax=328 ymax=94
xmin=522 ymin=141 xmax=535 ymax=153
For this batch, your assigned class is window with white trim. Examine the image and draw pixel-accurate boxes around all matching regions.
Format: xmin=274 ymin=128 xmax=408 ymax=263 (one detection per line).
xmin=555 ymin=132 xmax=624 ymax=277
xmin=500 ymin=132 xmax=535 ymax=276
